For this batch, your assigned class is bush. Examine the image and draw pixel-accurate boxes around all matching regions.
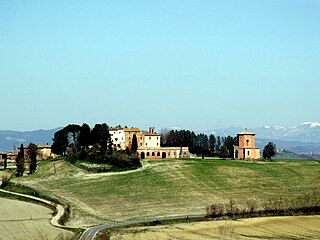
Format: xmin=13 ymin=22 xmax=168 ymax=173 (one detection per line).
xmin=1 ymin=175 xmax=8 ymax=187
xmin=206 ymin=203 xmax=224 ymax=217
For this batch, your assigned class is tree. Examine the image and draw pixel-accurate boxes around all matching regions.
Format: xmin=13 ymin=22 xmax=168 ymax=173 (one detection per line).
xmin=224 ymin=136 xmax=236 ymax=158
xmin=219 ymin=145 xmax=229 ymax=159
xmin=209 ymin=134 xmax=216 ymax=156
xmin=64 ymin=124 xmax=81 ymax=153
xmin=216 ymin=136 xmax=221 ymax=154
xmin=52 ymin=129 xmax=69 ymax=155
xmin=263 ymin=142 xmax=277 ymax=160
xmin=16 ymin=144 xmax=25 ymax=176
xmin=91 ymin=123 xmax=112 ymax=155
xmin=28 ymin=143 xmax=38 ymax=174
xmin=131 ymin=134 xmax=138 ymax=153
xmin=78 ymin=123 xmax=91 ymax=150
xmin=197 ymin=134 xmax=209 ymax=159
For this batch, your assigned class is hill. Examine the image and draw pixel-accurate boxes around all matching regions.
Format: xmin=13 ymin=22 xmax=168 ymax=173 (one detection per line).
xmin=12 ymin=158 xmax=320 ymax=228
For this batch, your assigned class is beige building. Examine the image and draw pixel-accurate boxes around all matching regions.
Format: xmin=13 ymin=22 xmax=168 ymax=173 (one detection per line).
xmin=110 ymin=126 xmax=190 ymax=159
xmin=234 ymin=129 xmax=260 ymax=160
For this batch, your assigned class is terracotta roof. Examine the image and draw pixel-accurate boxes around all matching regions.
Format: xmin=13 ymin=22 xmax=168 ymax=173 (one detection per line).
xmin=238 ymin=129 xmax=255 ymax=135
xmin=110 ymin=127 xmax=124 ymax=131
xmin=141 ymin=131 xmax=160 ymax=136
xmin=124 ymin=128 xmax=140 ymax=132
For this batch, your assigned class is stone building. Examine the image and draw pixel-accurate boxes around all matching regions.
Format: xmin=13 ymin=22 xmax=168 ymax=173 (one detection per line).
xmin=110 ymin=126 xmax=190 ymax=159
xmin=234 ymin=129 xmax=260 ymax=160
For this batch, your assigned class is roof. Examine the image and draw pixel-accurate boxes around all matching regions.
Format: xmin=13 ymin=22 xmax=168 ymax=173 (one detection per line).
xmin=37 ymin=144 xmax=51 ymax=149
xmin=124 ymin=128 xmax=140 ymax=132
xmin=238 ymin=129 xmax=255 ymax=135
xmin=141 ymin=131 xmax=160 ymax=136
xmin=110 ymin=127 xmax=124 ymax=131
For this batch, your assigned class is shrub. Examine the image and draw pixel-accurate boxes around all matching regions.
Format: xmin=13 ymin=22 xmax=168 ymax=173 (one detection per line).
xmin=1 ymin=175 xmax=8 ymax=187
xmin=206 ymin=203 xmax=224 ymax=217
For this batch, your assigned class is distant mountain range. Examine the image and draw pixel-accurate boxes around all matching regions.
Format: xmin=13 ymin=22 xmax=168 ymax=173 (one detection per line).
xmin=1 ymin=122 xmax=320 ymax=154
xmin=203 ymin=122 xmax=320 ymax=154
xmin=0 ymin=128 xmax=61 ymax=152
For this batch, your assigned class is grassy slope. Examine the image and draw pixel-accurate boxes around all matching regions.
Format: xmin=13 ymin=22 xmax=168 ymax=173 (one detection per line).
xmin=12 ymin=158 xmax=320 ymax=227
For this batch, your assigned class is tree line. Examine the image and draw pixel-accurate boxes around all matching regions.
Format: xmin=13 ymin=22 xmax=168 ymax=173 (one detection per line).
xmin=15 ymin=143 xmax=38 ymax=177
xmin=161 ymin=129 xmax=237 ymax=159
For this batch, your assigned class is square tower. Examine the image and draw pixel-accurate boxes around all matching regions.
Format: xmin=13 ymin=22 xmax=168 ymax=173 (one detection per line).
xmin=234 ymin=129 xmax=260 ymax=160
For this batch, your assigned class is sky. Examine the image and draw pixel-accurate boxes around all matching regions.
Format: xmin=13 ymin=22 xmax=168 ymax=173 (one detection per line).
xmin=0 ymin=0 xmax=319 ymax=131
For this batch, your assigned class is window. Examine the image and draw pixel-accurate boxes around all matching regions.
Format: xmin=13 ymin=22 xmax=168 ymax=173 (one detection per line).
xmin=140 ymin=143 xmax=142 ymax=146
xmin=145 ymin=143 xmax=147 ymax=146
xmin=157 ymin=152 xmax=160 ymax=156
xmin=248 ymin=151 xmax=250 ymax=156
xmin=149 ymin=137 xmax=151 ymax=140
xmin=147 ymin=152 xmax=150 ymax=156
xmin=157 ymin=137 xmax=158 ymax=140
xmin=152 ymin=152 xmax=155 ymax=156
xmin=157 ymin=143 xmax=159 ymax=146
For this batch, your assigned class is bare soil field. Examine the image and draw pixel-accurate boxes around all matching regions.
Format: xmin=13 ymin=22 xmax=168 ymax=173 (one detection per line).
xmin=114 ymin=215 xmax=320 ymax=240
xmin=0 ymin=197 xmax=73 ymax=240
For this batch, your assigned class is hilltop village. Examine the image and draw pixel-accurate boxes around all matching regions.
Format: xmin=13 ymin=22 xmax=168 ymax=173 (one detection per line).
xmin=0 ymin=125 xmax=262 ymax=172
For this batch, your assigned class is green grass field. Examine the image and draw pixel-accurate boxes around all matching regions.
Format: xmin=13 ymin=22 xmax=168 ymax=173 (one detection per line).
xmin=12 ymin=158 xmax=320 ymax=227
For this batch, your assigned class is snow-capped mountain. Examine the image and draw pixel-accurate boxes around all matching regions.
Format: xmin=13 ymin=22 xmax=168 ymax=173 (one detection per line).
xmin=202 ymin=122 xmax=320 ymax=154
xmin=204 ymin=122 xmax=320 ymax=143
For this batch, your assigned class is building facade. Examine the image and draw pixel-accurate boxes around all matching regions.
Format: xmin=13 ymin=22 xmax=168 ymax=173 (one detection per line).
xmin=110 ymin=126 xmax=190 ymax=159
xmin=234 ymin=129 xmax=260 ymax=160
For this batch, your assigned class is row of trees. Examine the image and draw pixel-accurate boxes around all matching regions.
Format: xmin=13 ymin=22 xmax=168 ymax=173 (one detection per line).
xmin=51 ymin=123 xmax=140 ymax=169
xmin=15 ymin=143 xmax=38 ymax=177
xmin=51 ymin=123 xmax=113 ymax=156
xmin=161 ymin=129 xmax=277 ymax=160
xmin=161 ymin=129 xmax=236 ymax=158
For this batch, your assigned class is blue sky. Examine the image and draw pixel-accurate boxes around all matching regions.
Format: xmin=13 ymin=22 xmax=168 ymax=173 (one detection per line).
xmin=0 ymin=0 xmax=319 ymax=131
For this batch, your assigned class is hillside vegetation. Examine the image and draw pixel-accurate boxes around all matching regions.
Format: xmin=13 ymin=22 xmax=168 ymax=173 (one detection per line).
xmin=12 ymin=158 xmax=320 ymax=227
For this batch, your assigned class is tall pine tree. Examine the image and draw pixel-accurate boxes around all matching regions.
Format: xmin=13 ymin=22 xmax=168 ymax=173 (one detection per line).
xmin=16 ymin=144 xmax=25 ymax=176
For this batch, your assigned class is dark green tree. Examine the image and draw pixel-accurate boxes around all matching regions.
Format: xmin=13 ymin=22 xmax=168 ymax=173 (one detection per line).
xmin=64 ymin=124 xmax=81 ymax=153
xmin=263 ymin=142 xmax=277 ymax=160
xmin=131 ymin=134 xmax=138 ymax=153
xmin=3 ymin=155 xmax=7 ymax=170
xmin=198 ymin=134 xmax=209 ymax=159
xmin=28 ymin=143 xmax=38 ymax=174
xmin=209 ymin=134 xmax=216 ymax=156
xmin=224 ymin=136 xmax=236 ymax=158
xmin=52 ymin=129 xmax=69 ymax=155
xmin=216 ymin=136 xmax=221 ymax=154
xmin=91 ymin=123 xmax=112 ymax=155
xmin=78 ymin=123 xmax=91 ymax=150
xmin=16 ymin=144 xmax=25 ymax=176
xmin=219 ymin=145 xmax=229 ymax=159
